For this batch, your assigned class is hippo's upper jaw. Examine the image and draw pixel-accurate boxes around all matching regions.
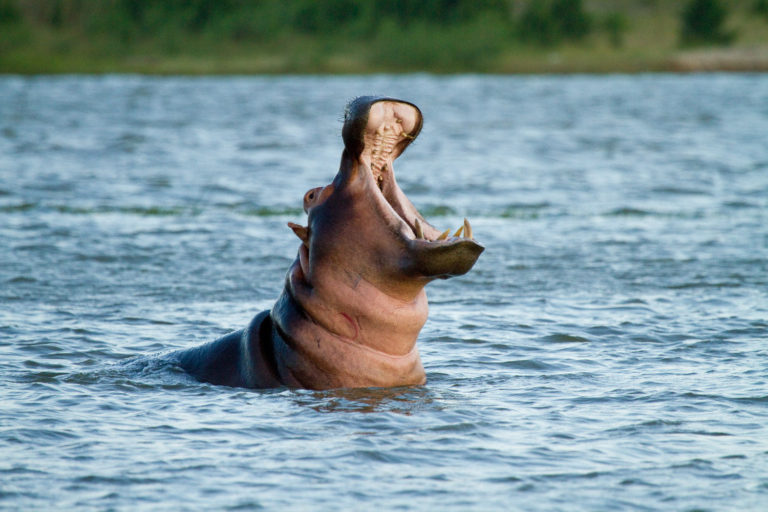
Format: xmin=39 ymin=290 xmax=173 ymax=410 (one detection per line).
xmin=290 ymin=97 xmax=483 ymax=291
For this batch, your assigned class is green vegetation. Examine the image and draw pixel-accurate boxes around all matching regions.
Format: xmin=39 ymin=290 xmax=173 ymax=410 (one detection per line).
xmin=680 ymin=0 xmax=735 ymax=45
xmin=601 ymin=12 xmax=629 ymax=48
xmin=518 ymin=0 xmax=592 ymax=46
xmin=1 ymin=0 xmax=767 ymax=74
xmin=754 ymin=0 xmax=768 ymax=19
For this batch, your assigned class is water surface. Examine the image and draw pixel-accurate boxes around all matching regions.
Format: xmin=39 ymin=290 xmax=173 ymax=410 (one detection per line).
xmin=1 ymin=74 xmax=767 ymax=510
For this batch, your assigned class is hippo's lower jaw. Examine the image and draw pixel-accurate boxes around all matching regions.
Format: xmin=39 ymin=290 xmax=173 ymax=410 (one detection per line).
xmin=176 ymin=97 xmax=483 ymax=390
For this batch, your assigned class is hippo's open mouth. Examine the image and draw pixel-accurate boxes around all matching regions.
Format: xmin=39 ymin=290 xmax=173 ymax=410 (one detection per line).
xmin=344 ymin=97 xmax=484 ymax=277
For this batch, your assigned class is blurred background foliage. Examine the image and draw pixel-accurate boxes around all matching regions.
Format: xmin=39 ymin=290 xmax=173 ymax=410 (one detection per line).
xmin=1 ymin=0 xmax=767 ymax=73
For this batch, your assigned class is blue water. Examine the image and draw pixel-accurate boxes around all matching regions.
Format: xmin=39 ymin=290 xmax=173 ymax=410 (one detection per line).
xmin=1 ymin=74 xmax=767 ymax=511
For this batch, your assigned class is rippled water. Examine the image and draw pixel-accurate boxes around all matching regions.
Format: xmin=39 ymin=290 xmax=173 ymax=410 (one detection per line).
xmin=1 ymin=74 xmax=767 ymax=510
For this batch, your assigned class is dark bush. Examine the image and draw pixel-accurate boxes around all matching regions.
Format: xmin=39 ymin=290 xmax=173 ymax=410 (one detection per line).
xmin=373 ymin=0 xmax=508 ymax=26
xmin=0 ymin=0 xmax=20 ymax=24
xmin=518 ymin=1 xmax=559 ymax=45
xmin=518 ymin=0 xmax=592 ymax=46
xmin=294 ymin=0 xmax=361 ymax=34
xmin=550 ymin=0 xmax=591 ymax=41
xmin=680 ymin=0 xmax=735 ymax=46
xmin=602 ymin=12 xmax=628 ymax=48
xmin=754 ymin=0 xmax=768 ymax=20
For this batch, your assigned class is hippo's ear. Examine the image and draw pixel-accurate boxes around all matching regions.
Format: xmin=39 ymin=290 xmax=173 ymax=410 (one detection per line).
xmin=287 ymin=222 xmax=309 ymax=245
xmin=342 ymin=96 xmax=423 ymax=161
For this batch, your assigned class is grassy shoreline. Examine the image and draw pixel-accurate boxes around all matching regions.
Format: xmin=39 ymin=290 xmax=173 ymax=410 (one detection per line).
xmin=2 ymin=0 xmax=768 ymax=75
xmin=3 ymin=48 xmax=767 ymax=76
xmin=4 ymin=39 xmax=768 ymax=75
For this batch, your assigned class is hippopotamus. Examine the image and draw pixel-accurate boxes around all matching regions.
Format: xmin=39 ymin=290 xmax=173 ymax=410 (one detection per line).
xmin=174 ymin=96 xmax=483 ymax=390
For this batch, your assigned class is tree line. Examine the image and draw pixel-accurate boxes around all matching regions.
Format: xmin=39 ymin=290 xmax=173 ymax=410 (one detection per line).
xmin=1 ymin=0 xmax=761 ymax=48
xmin=1 ymin=0 xmax=766 ymax=73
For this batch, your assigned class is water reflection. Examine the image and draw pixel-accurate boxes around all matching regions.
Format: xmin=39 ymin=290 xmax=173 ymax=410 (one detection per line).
xmin=293 ymin=385 xmax=437 ymax=415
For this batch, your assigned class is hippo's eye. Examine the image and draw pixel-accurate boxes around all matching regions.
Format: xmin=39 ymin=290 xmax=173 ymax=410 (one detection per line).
xmin=308 ymin=192 xmax=315 ymax=200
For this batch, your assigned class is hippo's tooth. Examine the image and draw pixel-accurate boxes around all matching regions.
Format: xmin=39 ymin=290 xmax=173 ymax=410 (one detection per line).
xmin=463 ymin=218 xmax=473 ymax=239
xmin=437 ymin=229 xmax=450 ymax=241
xmin=453 ymin=225 xmax=464 ymax=237
xmin=414 ymin=218 xmax=424 ymax=239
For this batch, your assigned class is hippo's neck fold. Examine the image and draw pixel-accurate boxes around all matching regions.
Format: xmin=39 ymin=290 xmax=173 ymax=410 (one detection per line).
xmin=268 ymin=258 xmax=428 ymax=389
